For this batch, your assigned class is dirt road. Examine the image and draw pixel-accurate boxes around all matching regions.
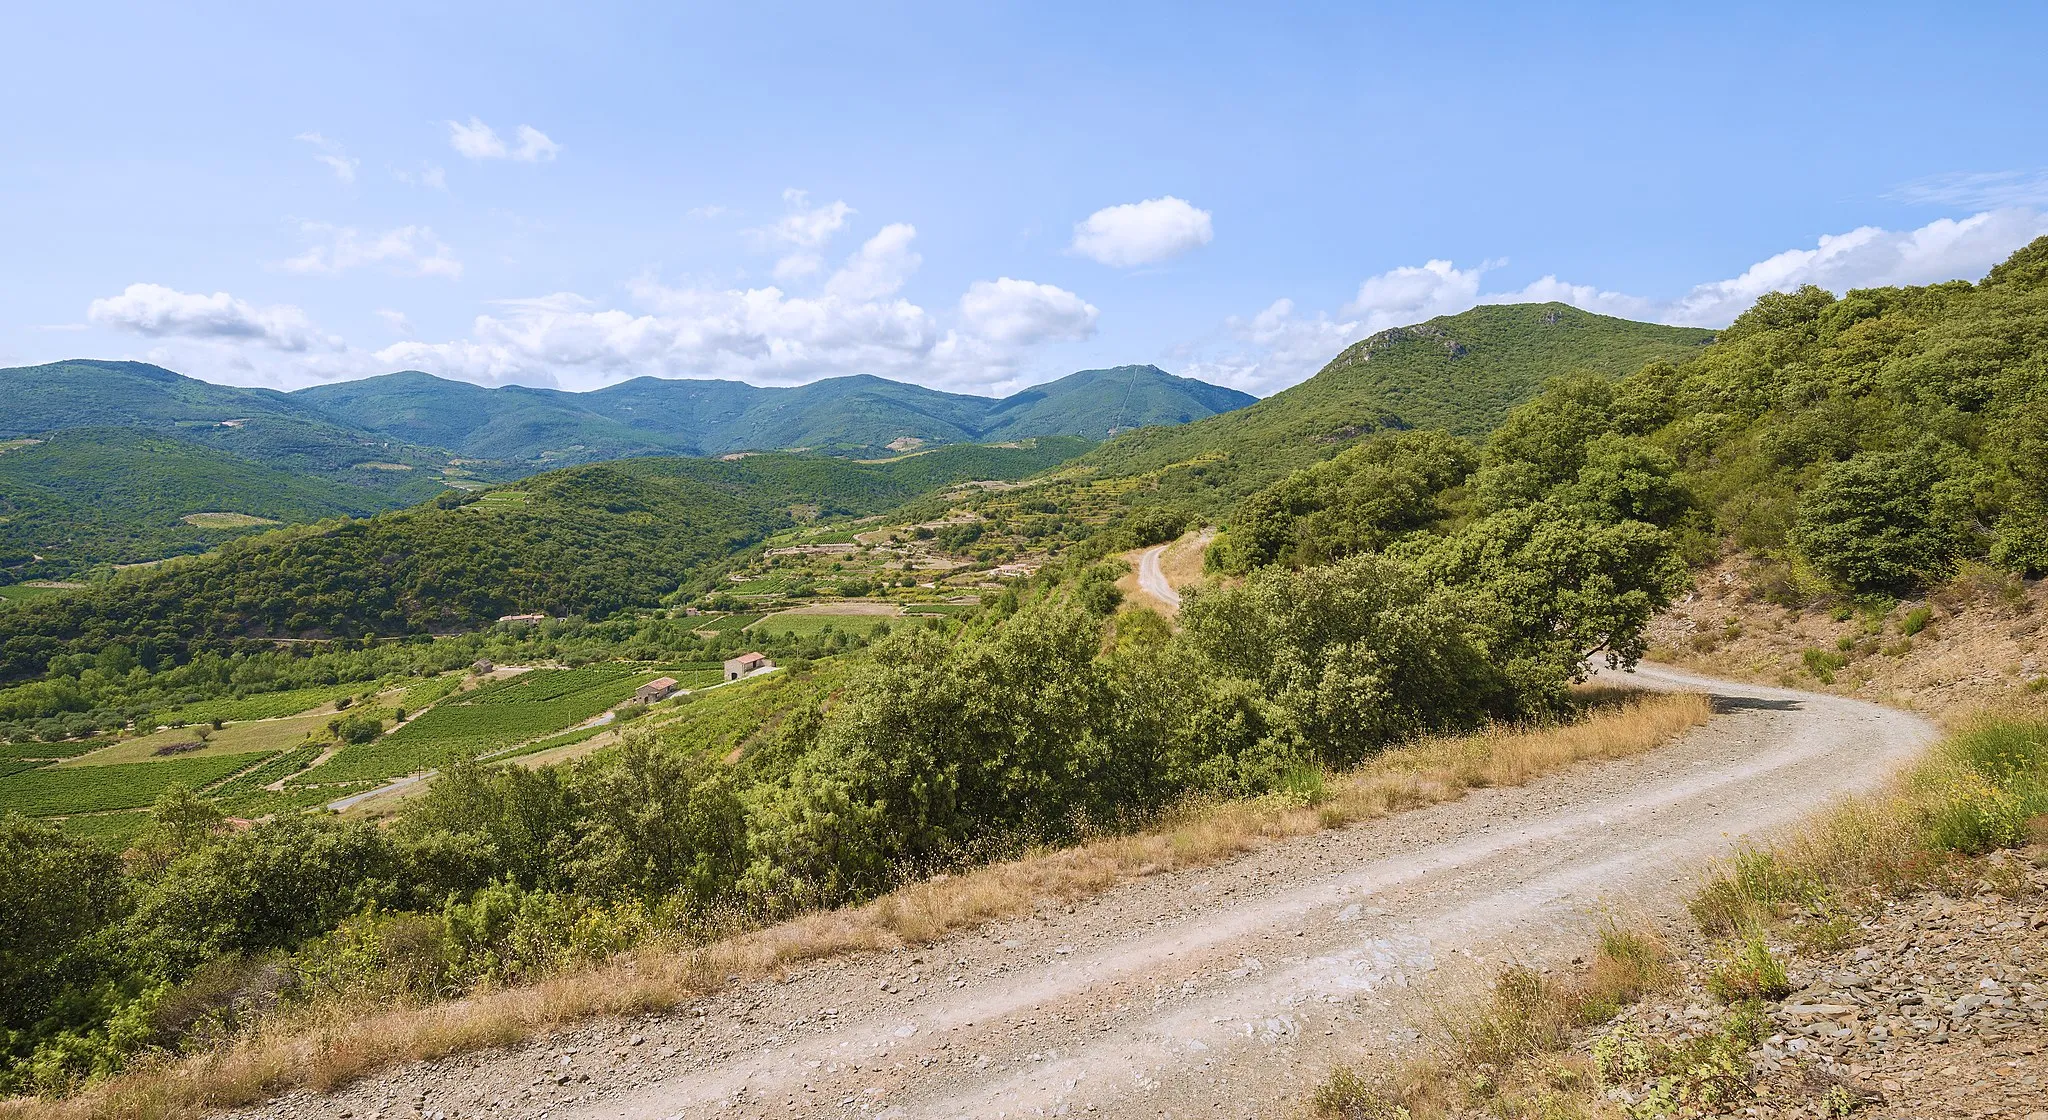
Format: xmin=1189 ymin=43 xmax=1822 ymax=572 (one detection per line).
xmin=235 ymin=665 xmax=1933 ymax=1120
xmin=1136 ymin=542 xmax=1179 ymax=609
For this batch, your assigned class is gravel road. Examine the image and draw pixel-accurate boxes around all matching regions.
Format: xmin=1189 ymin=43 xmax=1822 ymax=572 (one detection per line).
xmin=235 ymin=664 xmax=1934 ymax=1120
xmin=1135 ymin=543 xmax=1179 ymax=610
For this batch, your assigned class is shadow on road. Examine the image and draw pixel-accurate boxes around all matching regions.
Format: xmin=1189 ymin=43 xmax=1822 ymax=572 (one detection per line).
xmin=1709 ymin=695 xmax=1803 ymax=714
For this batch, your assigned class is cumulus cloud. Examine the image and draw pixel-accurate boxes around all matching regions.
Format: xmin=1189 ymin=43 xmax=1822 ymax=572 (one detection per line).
xmin=1645 ymin=208 xmax=2048 ymax=325
xmin=754 ymin=189 xmax=856 ymax=281
xmin=295 ymin=132 xmax=358 ymax=183
xmin=1071 ymin=196 xmax=1214 ymax=267
xmin=280 ymin=223 xmax=463 ymax=279
xmin=88 ymin=284 xmax=341 ymax=352
xmin=447 ymin=117 xmax=560 ymax=162
xmin=825 ymin=224 xmax=921 ymax=302
xmin=1184 ymin=208 xmax=2048 ymax=396
xmin=375 ymin=308 xmax=414 ymax=336
xmin=958 ymin=278 xmax=1098 ymax=345
xmin=371 ymin=221 xmax=1094 ymax=393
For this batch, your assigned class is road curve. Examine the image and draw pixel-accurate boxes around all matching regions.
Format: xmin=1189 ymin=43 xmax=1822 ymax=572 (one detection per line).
xmin=234 ymin=665 xmax=1935 ymax=1120
xmin=1136 ymin=542 xmax=1179 ymax=610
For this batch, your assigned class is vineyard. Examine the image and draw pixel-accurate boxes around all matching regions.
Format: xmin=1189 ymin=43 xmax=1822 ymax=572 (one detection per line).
xmin=749 ymin=612 xmax=902 ymax=639
xmin=160 ymin=683 xmax=365 ymax=726
xmin=695 ymin=612 xmax=765 ymax=633
xmin=0 ymin=750 xmax=271 ymax=816
xmin=313 ymin=667 xmax=654 ymax=782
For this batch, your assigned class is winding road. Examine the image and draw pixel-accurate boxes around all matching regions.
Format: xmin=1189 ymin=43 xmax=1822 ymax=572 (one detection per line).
xmin=1136 ymin=542 xmax=1180 ymax=610
xmin=249 ymin=665 xmax=1936 ymax=1120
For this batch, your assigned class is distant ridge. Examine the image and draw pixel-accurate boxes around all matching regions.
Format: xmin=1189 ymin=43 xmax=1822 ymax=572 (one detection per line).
xmin=0 ymin=361 xmax=1255 ymax=466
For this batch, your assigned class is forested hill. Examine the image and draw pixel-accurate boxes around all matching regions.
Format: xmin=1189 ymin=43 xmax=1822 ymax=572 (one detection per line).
xmin=1071 ymin=302 xmax=1716 ymax=513
xmin=0 ymin=438 xmax=1086 ymax=679
xmin=1209 ymin=237 xmax=2048 ymax=597
xmin=1 ymin=360 xmax=1252 ymax=466
xmin=0 ymin=429 xmax=411 ymax=574
xmin=292 ymin=364 xmax=1252 ymax=458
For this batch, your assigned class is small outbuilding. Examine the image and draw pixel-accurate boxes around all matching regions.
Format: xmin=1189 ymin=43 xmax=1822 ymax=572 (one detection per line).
xmin=471 ymin=659 xmax=495 ymax=674
xmin=635 ymin=677 xmax=679 ymax=703
xmin=723 ymin=652 xmax=773 ymax=682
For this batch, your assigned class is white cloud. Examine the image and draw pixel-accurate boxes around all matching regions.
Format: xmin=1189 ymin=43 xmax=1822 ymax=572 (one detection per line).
xmin=825 ymin=224 xmax=921 ymax=302
xmin=88 ymin=284 xmax=341 ymax=352
xmin=1071 ymin=196 xmax=1214 ymax=267
xmin=447 ymin=117 xmax=560 ymax=162
xmin=375 ymin=308 xmax=414 ymax=336
xmin=1888 ymin=170 xmax=2048 ymax=210
xmin=958 ymin=278 xmax=1098 ymax=345
xmin=1645 ymin=208 xmax=2048 ymax=326
xmin=1183 ymin=208 xmax=2048 ymax=396
xmin=372 ymin=226 xmax=1093 ymax=392
xmin=513 ymin=125 xmax=561 ymax=162
xmin=280 ymin=223 xmax=463 ymax=279
xmin=295 ymin=132 xmax=358 ymax=183
xmin=753 ymin=189 xmax=856 ymax=281
xmin=395 ymin=164 xmax=448 ymax=190
xmin=1342 ymin=259 xmax=1496 ymax=331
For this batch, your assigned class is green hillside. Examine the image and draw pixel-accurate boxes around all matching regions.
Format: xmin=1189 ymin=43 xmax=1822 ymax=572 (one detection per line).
xmin=978 ymin=365 xmax=1255 ymax=440
xmin=290 ymin=372 xmax=690 ymax=463
xmin=0 ymin=438 xmax=1087 ymax=679
xmin=1213 ymin=237 xmax=2048 ymax=596
xmin=0 ymin=430 xmax=400 ymax=576
xmin=1068 ymin=303 xmax=1716 ymax=513
xmin=0 ymin=360 xmax=473 ymax=497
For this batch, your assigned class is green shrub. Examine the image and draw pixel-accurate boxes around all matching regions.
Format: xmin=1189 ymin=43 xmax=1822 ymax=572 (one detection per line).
xmin=1705 ymin=930 xmax=1791 ymax=1003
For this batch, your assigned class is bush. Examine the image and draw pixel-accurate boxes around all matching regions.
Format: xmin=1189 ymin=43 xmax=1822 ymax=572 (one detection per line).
xmin=1792 ymin=444 xmax=1973 ymax=593
xmin=1705 ymin=930 xmax=1791 ymax=1003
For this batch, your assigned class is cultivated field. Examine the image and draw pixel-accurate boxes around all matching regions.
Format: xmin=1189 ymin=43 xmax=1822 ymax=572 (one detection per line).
xmin=312 ymin=666 xmax=671 ymax=781
xmin=0 ymin=751 xmax=270 ymax=816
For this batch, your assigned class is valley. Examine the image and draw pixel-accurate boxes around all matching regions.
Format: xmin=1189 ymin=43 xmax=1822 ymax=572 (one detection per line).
xmin=3 ymin=238 xmax=2047 ymax=1120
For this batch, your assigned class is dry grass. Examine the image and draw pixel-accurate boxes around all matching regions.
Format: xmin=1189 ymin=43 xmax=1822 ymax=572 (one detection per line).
xmin=1 ymin=690 xmax=1711 ymax=1120
xmin=1314 ymin=926 xmax=1681 ymax=1120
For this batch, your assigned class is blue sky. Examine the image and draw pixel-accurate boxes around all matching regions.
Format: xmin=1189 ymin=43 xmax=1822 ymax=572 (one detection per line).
xmin=4 ymin=2 xmax=2046 ymax=398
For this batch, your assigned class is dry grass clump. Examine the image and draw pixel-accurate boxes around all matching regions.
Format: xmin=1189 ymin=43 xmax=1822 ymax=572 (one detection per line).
xmin=1 ymin=690 xmax=1710 ymax=1120
xmin=1691 ymin=706 xmax=2048 ymax=934
xmin=1313 ymin=927 xmax=1679 ymax=1119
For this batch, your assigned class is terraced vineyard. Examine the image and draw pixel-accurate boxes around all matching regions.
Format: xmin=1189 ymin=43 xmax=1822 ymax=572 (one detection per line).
xmin=0 ymin=750 xmax=270 ymax=816
xmin=313 ymin=667 xmax=658 ymax=782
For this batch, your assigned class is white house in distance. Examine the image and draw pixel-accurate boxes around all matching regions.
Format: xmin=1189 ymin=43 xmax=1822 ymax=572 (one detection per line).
xmin=634 ymin=677 xmax=678 ymax=703
xmin=723 ymin=652 xmax=773 ymax=682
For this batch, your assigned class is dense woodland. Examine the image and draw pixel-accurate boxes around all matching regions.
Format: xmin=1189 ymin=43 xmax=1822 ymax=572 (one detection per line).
xmin=3 ymin=239 xmax=2046 ymax=1095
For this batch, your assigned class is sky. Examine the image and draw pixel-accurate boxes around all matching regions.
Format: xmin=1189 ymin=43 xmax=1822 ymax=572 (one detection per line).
xmin=4 ymin=1 xmax=2047 ymax=400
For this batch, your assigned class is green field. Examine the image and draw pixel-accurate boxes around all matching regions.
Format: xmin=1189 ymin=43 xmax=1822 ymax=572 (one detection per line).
xmin=696 ymin=612 xmax=765 ymax=633
xmin=59 ymin=708 xmax=337 ymax=767
xmin=0 ymin=737 xmax=110 ymax=762
xmin=54 ymin=811 xmax=153 ymax=844
xmin=0 ymin=584 xmax=65 ymax=608
xmin=0 ymin=751 xmax=271 ymax=816
xmin=900 ymin=602 xmax=978 ymax=615
xmin=159 ymin=682 xmax=368 ymax=726
xmin=313 ymin=667 xmax=652 ymax=781
xmin=748 ymin=612 xmax=904 ymax=639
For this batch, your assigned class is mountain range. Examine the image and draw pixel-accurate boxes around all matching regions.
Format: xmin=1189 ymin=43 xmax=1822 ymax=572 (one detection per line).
xmin=0 ymin=361 xmax=1254 ymax=466
xmin=0 ymin=360 xmax=1251 ymax=575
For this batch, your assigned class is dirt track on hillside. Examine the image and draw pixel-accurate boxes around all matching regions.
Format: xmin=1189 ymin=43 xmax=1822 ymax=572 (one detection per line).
xmin=230 ymin=665 xmax=1933 ymax=1120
